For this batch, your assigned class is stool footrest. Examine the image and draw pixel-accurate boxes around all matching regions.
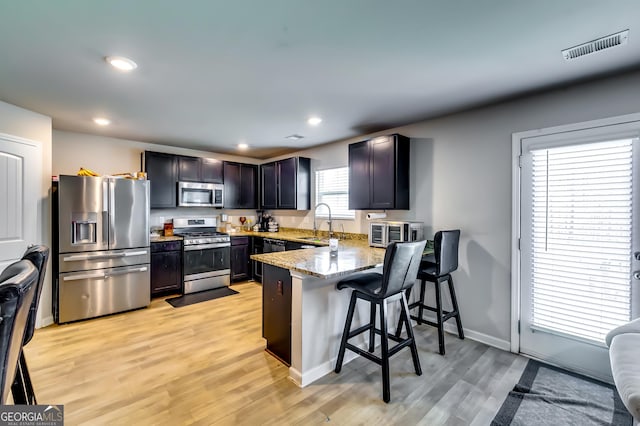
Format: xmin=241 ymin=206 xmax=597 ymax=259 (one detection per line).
xmin=348 ymin=324 xmax=372 ymax=340
xmin=349 ymin=322 xmax=408 ymax=344
xmin=345 ymin=343 xmax=382 ymax=366
xmin=388 ymin=338 xmax=414 ymax=357
xmin=411 ymin=303 xmax=459 ymax=322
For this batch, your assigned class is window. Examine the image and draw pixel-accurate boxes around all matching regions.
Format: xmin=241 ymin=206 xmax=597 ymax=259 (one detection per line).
xmin=315 ymin=167 xmax=354 ymax=219
xmin=528 ymin=138 xmax=633 ymax=343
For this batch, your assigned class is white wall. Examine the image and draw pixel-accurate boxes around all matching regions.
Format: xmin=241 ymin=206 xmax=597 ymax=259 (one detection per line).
xmin=50 ymin=69 xmax=640 ymax=347
xmin=53 ymin=130 xmax=264 ymax=229
xmin=0 ymin=100 xmax=53 ymax=327
xmin=52 ymin=130 xmax=260 ymax=176
xmin=277 ymin=70 xmax=640 ymax=346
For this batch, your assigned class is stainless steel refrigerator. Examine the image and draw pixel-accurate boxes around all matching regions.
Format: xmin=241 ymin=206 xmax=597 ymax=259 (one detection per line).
xmin=53 ymin=175 xmax=150 ymax=323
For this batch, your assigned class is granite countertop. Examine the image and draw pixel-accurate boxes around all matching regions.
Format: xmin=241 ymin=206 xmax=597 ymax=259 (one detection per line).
xmin=249 ymin=229 xmax=434 ymax=279
xmin=150 ymin=235 xmax=183 ymax=242
xmin=228 ymin=228 xmax=366 ymax=247
xmin=251 ymin=242 xmax=386 ymax=279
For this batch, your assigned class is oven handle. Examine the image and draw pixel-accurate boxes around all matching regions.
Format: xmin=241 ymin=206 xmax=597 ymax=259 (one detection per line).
xmin=184 ymin=243 xmax=231 ymax=251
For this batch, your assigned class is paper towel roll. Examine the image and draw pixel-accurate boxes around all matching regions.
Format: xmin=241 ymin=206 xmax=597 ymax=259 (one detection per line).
xmin=366 ymin=212 xmax=387 ymax=220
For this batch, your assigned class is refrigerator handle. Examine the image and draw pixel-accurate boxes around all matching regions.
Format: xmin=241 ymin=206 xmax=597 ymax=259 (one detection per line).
xmin=104 ymin=266 xmax=148 ymax=278
xmin=108 ymin=178 xmax=116 ymax=246
xmin=102 ymin=179 xmax=109 ymax=243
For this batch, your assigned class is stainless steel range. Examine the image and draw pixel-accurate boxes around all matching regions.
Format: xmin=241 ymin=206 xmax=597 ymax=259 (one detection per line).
xmin=173 ymin=217 xmax=230 ymax=294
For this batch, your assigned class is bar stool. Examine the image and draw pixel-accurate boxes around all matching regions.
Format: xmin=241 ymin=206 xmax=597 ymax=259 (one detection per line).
xmin=0 ymin=260 xmax=39 ymax=404
xmin=407 ymin=230 xmax=463 ymax=355
xmin=334 ymin=240 xmax=426 ymax=403
xmin=11 ymin=245 xmax=49 ymax=405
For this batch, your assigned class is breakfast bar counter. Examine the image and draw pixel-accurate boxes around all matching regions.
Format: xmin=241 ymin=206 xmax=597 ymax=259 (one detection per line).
xmin=251 ymin=244 xmax=386 ymax=279
xmin=252 ymin=243 xmax=395 ymax=387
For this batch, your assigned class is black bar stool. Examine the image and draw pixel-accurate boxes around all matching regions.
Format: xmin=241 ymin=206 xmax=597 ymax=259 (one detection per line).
xmin=405 ymin=230 xmax=463 ymax=355
xmin=11 ymin=245 xmax=49 ymax=405
xmin=334 ymin=240 xmax=426 ymax=403
xmin=0 ymin=260 xmax=39 ymax=405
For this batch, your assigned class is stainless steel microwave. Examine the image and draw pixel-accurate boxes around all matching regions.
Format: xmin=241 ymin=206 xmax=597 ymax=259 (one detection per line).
xmin=178 ymin=181 xmax=224 ymax=207
xmin=369 ymin=221 xmax=424 ymax=247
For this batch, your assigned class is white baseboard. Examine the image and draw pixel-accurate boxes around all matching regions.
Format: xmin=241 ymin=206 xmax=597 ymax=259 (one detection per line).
xmin=457 ymin=326 xmax=511 ymax=352
xmin=36 ymin=315 xmax=54 ymax=329
xmin=415 ymin=313 xmax=511 ymax=352
xmin=289 ymin=349 xmax=358 ymax=388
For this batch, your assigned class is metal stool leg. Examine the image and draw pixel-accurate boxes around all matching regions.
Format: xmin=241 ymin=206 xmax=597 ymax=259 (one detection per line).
xmin=417 ymin=279 xmax=426 ymax=325
xmin=335 ymin=292 xmax=358 ymax=374
xmin=11 ymin=354 xmax=28 ymax=405
xmin=395 ymin=287 xmax=412 ymax=338
xmin=379 ymin=299 xmax=391 ymax=403
xmin=447 ymin=276 xmax=464 ymax=340
xmin=401 ymin=291 xmax=422 ymax=376
xmin=369 ymin=301 xmax=376 ymax=352
xmin=434 ymin=278 xmax=445 ymax=355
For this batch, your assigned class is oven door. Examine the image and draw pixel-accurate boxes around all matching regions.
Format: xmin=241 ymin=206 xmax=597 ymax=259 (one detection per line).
xmin=184 ymin=243 xmax=230 ymax=277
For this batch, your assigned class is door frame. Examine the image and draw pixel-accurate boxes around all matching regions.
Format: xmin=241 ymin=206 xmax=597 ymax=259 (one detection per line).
xmin=510 ymin=112 xmax=640 ymax=353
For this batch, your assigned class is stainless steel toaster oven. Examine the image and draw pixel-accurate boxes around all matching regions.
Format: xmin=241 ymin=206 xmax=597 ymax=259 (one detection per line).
xmin=369 ymin=221 xmax=424 ymax=247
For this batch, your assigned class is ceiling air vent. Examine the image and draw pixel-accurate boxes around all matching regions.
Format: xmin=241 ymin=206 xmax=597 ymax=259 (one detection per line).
xmin=562 ymin=30 xmax=629 ymax=60
xmin=285 ymin=134 xmax=304 ymax=141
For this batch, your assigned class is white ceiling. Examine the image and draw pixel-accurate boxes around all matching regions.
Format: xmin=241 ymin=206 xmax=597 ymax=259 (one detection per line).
xmin=1 ymin=1 xmax=640 ymax=159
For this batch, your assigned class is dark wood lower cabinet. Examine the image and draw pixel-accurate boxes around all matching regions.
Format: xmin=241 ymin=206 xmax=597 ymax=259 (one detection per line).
xmin=230 ymin=236 xmax=250 ymax=282
xmin=151 ymin=241 xmax=183 ymax=296
xmin=262 ymin=264 xmax=292 ymax=365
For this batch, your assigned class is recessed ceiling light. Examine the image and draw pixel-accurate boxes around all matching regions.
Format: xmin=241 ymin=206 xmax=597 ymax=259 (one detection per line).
xmin=307 ymin=117 xmax=322 ymax=126
xmin=105 ymin=56 xmax=138 ymax=72
xmin=93 ymin=117 xmax=111 ymax=126
xmin=238 ymin=143 xmax=249 ymax=150
xmin=285 ymin=134 xmax=304 ymax=140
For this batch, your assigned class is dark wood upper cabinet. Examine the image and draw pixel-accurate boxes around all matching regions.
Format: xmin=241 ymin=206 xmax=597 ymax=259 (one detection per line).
xmin=178 ymin=156 xmax=200 ymax=182
xmin=223 ymin=161 xmax=258 ymax=209
xmin=143 ymin=151 xmax=178 ymax=208
xmin=144 ymin=151 xmax=225 ymax=209
xmin=348 ymin=134 xmax=410 ymax=210
xmin=348 ymin=141 xmax=371 ymax=210
xmin=277 ymin=157 xmax=297 ymax=209
xmin=178 ymin=156 xmax=223 ymax=183
xmin=239 ymin=163 xmax=257 ymax=208
xmin=201 ymin=158 xmax=223 ymax=183
xmin=261 ymin=162 xmax=278 ymax=209
xmin=260 ymin=157 xmax=310 ymax=210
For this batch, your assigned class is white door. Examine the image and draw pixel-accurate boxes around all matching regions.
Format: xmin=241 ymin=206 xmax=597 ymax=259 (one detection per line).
xmin=0 ymin=133 xmax=41 ymax=272
xmin=519 ymin=121 xmax=640 ymax=382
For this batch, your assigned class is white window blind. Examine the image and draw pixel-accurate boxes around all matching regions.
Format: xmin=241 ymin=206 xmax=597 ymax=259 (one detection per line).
xmin=315 ymin=167 xmax=354 ymax=219
xmin=529 ymin=138 xmax=633 ymax=344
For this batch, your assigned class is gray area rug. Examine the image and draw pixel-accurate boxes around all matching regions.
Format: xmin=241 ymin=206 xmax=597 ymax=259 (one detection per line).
xmin=492 ymin=359 xmax=632 ymax=426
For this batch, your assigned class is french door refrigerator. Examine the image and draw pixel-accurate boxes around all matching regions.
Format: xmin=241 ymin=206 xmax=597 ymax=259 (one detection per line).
xmin=53 ymin=175 xmax=150 ymax=323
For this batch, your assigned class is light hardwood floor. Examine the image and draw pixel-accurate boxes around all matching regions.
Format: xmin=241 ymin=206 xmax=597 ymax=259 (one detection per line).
xmin=25 ymin=282 xmax=527 ymax=425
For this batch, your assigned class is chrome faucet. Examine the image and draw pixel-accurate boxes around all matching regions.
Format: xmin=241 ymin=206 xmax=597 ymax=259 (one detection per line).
xmin=313 ymin=203 xmax=332 ymax=238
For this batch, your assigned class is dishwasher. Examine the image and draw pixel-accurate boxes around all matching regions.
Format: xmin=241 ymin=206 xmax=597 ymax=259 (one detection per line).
xmin=264 ymin=238 xmax=286 ymax=253
xmin=254 ymin=238 xmax=285 ymax=284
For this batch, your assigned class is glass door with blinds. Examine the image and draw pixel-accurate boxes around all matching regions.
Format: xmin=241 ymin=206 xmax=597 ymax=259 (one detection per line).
xmin=519 ymin=122 xmax=639 ymax=382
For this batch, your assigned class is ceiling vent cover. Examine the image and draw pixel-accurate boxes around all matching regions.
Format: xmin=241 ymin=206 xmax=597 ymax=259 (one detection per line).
xmin=562 ymin=30 xmax=629 ymax=60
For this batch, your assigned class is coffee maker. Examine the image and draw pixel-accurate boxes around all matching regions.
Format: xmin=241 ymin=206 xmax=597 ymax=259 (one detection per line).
xmin=256 ymin=210 xmax=270 ymax=232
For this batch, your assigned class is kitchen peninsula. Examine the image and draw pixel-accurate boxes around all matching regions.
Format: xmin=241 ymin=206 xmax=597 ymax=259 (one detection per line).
xmin=252 ymin=241 xmax=391 ymax=387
